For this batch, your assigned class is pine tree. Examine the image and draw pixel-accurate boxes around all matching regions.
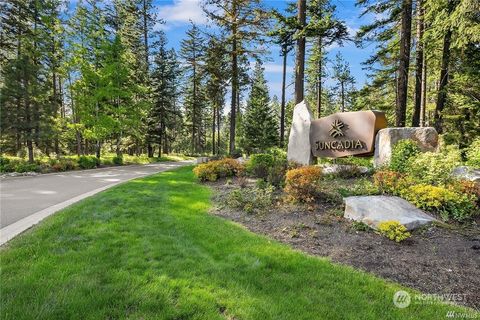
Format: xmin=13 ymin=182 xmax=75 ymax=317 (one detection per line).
xmin=204 ymin=36 xmax=228 ymax=155
xmin=270 ymin=3 xmax=296 ymax=146
xmin=148 ymin=32 xmax=179 ymax=157
xmin=332 ymin=52 xmax=355 ymax=112
xmin=242 ymin=62 xmax=279 ymax=154
xmin=203 ymin=0 xmax=268 ymax=155
xmin=180 ymin=22 xmax=205 ymax=154
xmin=305 ymin=0 xmax=348 ymax=117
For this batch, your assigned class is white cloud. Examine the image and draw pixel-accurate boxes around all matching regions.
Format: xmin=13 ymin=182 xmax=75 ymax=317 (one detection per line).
xmin=156 ymin=0 xmax=207 ymax=29
xmin=264 ymin=63 xmax=293 ymax=74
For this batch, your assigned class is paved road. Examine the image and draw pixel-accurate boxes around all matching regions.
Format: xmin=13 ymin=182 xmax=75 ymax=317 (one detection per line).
xmin=0 ymin=161 xmax=191 ymax=233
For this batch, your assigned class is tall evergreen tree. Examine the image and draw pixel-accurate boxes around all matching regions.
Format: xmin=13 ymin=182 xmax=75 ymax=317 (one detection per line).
xmin=203 ymin=0 xmax=268 ymax=155
xmin=242 ymin=62 xmax=278 ymax=154
xmin=332 ymin=52 xmax=355 ymax=112
xmin=180 ymin=22 xmax=205 ymax=154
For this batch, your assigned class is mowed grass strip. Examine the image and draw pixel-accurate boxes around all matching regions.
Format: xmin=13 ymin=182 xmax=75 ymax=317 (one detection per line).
xmin=0 ymin=166 xmax=474 ymax=319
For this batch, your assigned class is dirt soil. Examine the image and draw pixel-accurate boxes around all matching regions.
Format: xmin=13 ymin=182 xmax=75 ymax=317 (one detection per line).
xmin=208 ymin=179 xmax=480 ymax=310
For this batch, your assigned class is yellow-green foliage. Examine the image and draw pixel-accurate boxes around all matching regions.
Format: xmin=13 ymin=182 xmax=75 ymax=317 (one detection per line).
xmin=284 ymin=166 xmax=322 ymax=203
xmin=378 ymin=221 xmax=411 ymax=242
xmin=466 ymin=138 xmax=480 ymax=167
xmin=193 ymin=158 xmax=244 ymax=182
xmin=405 ymin=146 xmax=462 ymax=185
xmin=402 ymin=184 xmax=477 ymax=222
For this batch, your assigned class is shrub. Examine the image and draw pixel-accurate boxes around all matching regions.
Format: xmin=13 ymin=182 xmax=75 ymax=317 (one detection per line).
xmin=405 ymin=146 xmax=462 ymax=185
xmin=373 ymin=170 xmax=411 ymax=195
xmin=246 ymin=154 xmax=274 ymax=179
xmin=227 ymin=185 xmax=275 ymax=214
xmin=267 ymin=160 xmax=288 ymax=188
xmin=14 ymin=161 xmax=40 ymax=173
xmin=402 ymin=184 xmax=477 ymax=222
xmin=378 ymin=221 xmax=411 ymax=242
xmin=466 ymin=139 xmax=480 ymax=167
xmin=50 ymin=159 xmax=78 ymax=172
xmin=389 ymin=140 xmax=420 ymax=172
xmin=193 ymin=158 xmax=244 ymax=182
xmin=448 ymin=180 xmax=480 ymax=206
xmin=284 ymin=166 xmax=322 ymax=203
xmin=78 ymin=155 xmax=100 ymax=169
xmin=0 ymin=157 xmax=13 ymax=173
xmin=112 ymin=155 xmax=123 ymax=165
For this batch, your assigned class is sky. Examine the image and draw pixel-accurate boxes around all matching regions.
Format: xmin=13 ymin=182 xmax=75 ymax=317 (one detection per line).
xmin=152 ymin=0 xmax=378 ymax=101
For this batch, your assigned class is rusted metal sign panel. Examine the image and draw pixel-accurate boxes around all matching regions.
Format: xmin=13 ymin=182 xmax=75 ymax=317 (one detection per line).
xmin=310 ymin=111 xmax=387 ymax=158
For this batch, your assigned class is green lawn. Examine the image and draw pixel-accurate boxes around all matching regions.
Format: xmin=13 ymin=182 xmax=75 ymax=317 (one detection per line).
xmin=0 ymin=166 xmax=474 ymax=319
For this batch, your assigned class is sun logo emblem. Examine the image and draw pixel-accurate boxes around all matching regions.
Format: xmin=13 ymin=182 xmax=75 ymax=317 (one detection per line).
xmin=329 ymin=119 xmax=345 ymax=138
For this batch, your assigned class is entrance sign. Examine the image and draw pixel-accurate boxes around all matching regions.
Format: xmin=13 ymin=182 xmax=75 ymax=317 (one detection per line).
xmin=310 ymin=111 xmax=387 ymax=158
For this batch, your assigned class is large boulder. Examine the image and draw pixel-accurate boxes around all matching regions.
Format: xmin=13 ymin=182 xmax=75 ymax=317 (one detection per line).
xmin=287 ymin=100 xmax=314 ymax=165
xmin=344 ymin=195 xmax=436 ymax=230
xmin=374 ymin=127 xmax=438 ymax=168
xmin=452 ymin=166 xmax=480 ymax=182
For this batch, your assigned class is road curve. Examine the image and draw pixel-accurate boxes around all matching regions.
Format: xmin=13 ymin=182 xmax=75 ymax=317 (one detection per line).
xmin=0 ymin=161 xmax=192 ymax=245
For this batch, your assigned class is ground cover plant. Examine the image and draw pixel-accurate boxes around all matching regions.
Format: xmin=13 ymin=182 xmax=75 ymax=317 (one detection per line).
xmin=1 ymin=166 xmax=474 ymax=319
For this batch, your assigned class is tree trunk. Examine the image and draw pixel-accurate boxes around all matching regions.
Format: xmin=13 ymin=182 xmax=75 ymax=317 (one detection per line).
xmin=434 ymin=29 xmax=452 ymax=133
xmin=96 ymin=141 xmax=101 ymax=159
xmin=212 ymin=105 xmax=216 ymax=155
xmin=216 ymin=104 xmax=221 ymax=154
xmin=341 ymin=82 xmax=345 ymax=112
xmin=294 ymin=0 xmax=307 ymax=104
xmin=280 ymin=46 xmax=287 ymax=146
xmin=420 ymin=51 xmax=427 ymax=126
xmin=412 ymin=0 xmax=424 ymax=127
xmin=317 ymin=37 xmax=322 ymax=117
xmin=147 ymin=143 xmax=153 ymax=157
xmin=230 ymin=33 xmax=238 ymax=155
xmin=396 ymin=0 xmax=413 ymax=127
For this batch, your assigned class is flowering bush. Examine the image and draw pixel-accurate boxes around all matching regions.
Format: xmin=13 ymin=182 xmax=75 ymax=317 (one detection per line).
xmin=378 ymin=221 xmax=411 ymax=242
xmin=193 ymin=158 xmax=244 ymax=182
xmin=284 ymin=166 xmax=322 ymax=203
xmin=402 ymin=184 xmax=477 ymax=222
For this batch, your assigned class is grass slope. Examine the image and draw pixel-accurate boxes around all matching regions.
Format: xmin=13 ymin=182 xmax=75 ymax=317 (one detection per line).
xmin=0 ymin=166 xmax=473 ymax=319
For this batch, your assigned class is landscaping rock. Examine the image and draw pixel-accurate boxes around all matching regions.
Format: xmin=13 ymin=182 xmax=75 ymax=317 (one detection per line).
xmin=196 ymin=157 xmax=209 ymax=164
xmin=320 ymin=164 xmax=369 ymax=175
xmin=452 ymin=166 xmax=480 ymax=182
xmin=344 ymin=195 xmax=436 ymax=230
xmin=287 ymin=100 xmax=314 ymax=165
xmin=374 ymin=127 xmax=438 ymax=167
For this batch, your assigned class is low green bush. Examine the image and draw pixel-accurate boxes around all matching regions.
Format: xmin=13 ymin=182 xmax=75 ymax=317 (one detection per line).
xmin=113 ymin=155 xmax=123 ymax=165
xmin=378 ymin=221 xmax=411 ymax=242
xmin=246 ymin=154 xmax=274 ymax=179
xmin=389 ymin=140 xmax=420 ymax=172
xmin=78 ymin=155 xmax=100 ymax=169
xmin=227 ymin=185 xmax=275 ymax=214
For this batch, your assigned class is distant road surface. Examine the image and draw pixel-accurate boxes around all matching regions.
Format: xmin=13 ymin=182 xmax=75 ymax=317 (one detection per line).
xmin=0 ymin=161 xmax=192 ymax=244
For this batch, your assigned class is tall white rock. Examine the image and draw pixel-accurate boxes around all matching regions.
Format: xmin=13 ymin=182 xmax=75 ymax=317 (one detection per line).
xmin=287 ymin=100 xmax=314 ymax=165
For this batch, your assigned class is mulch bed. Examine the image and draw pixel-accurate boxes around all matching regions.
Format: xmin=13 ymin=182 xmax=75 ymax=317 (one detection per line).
xmin=208 ymin=179 xmax=480 ymax=309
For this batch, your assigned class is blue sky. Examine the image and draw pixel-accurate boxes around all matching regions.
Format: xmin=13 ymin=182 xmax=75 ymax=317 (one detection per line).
xmin=153 ymin=0 xmax=377 ymax=101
